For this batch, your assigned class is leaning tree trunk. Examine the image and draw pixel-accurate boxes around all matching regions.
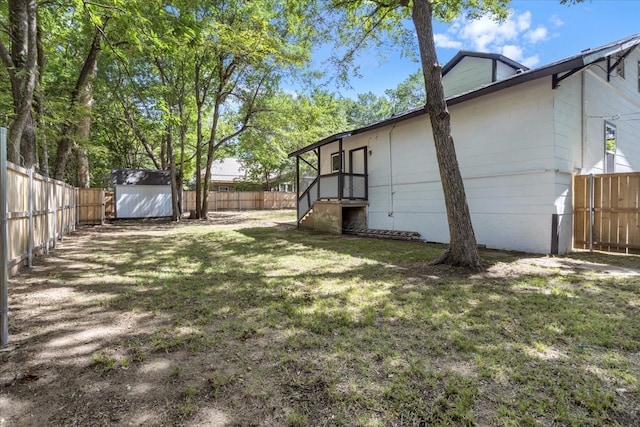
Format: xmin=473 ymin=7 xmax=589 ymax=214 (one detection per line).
xmin=53 ymin=23 xmax=104 ymax=180
xmin=412 ymin=0 xmax=480 ymax=268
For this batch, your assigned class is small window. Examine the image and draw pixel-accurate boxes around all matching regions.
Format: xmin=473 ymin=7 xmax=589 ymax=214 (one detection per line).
xmin=604 ymin=121 xmax=616 ymax=173
xmin=331 ymin=152 xmax=342 ymax=173
xmin=218 ymin=186 xmax=231 ymax=192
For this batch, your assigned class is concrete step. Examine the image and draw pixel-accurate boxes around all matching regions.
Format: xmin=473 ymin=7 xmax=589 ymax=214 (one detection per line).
xmin=299 ymin=209 xmax=314 ymax=230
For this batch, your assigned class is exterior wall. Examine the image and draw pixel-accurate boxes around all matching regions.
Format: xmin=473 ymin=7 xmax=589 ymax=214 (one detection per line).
xmin=552 ymin=48 xmax=640 ymax=252
xmin=443 ymin=56 xmax=493 ymax=98
xmin=114 ymin=185 xmax=173 ymax=218
xmin=580 ymin=55 xmax=640 ymax=173
xmin=496 ymin=61 xmax=519 ymax=80
xmin=310 ymin=48 xmax=640 ymax=254
xmin=344 ymin=78 xmax=561 ymax=253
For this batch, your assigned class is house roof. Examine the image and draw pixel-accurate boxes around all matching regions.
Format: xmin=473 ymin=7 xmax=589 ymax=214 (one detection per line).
xmin=289 ymin=33 xmax=640 ymax=158
xmin=111 ymin=168 xmax=171 ymax=186
xmin=441 ymin=51 xmax=528 ymax=76
xmin=204 ymin=158 xmax=246 ymax=183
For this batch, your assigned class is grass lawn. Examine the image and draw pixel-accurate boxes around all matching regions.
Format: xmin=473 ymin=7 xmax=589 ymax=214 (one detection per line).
xmin=1 ymin=210 xmax=638 ymax=426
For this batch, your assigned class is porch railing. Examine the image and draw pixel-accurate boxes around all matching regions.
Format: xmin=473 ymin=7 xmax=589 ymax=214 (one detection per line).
xmin=297 ymin=172 xmax=367 ymax=222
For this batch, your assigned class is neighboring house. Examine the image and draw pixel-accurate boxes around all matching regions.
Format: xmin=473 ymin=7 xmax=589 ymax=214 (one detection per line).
xmin=204 ymin=158 xmax=247 ymax=191
xmin=111 ymin=168 xmax=173 ymax=218
xmin=289 ymin=33 xmax=640 ymax=254
xmin=204 ymin=157 xmax=295 ymax=191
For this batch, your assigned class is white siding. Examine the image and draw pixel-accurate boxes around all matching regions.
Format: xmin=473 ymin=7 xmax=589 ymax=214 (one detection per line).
xmin=580 ymin=58 xmax=640 ymax=173
xmin=309 ymin=48 xmax=640 ymax=254
xmin=443 ymin=57 xmax=493 ymax=98
xmin=352 ymin=79 xmax=560 ymax=253
xmin=114 ymin=185 xmax=173 ymax=218
xmin=551 ymin=49 xmax=640 ymax=253
xmin=496 ymin=61 xmax=519 ymax=80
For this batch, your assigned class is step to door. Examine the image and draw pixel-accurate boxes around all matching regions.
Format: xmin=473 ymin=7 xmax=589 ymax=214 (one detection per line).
xmin=343 ymin=227 xmax=421 ymax=241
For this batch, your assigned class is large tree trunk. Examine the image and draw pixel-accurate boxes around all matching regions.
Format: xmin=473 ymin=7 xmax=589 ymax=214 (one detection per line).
xmin=412 ymin=0 xmax=480 ymax=268
xmin=195 ymin=106 xmax=204 ymax=219
xmin=4 ymin=0 xmax=38 ymax=167
xmin=76 ymin=148 xmax=90 ymax=188
xmin=53 ymin=24 xmax=104 ymax=180
xmin=35 ymin=19 xmax=49 ymax=176
xmin=200 ymin=101 xmax=222 ymax=219
xmin=166 ymin=125 xmax=180 ymax=221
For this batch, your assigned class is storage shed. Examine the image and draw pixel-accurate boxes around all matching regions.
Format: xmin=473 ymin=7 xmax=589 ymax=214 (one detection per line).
xmin=111 ymin=169 xmax=173 ymax=219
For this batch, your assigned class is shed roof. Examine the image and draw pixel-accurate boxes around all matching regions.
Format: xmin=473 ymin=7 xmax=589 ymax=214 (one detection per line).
xmin=111 ymin=169 xmax=171 ymax=186
xmin=289 ymin=33 xmax=640 ymax=158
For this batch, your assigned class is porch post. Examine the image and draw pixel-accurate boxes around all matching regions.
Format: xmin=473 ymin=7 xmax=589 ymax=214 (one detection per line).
xmin=338 ymin=138 xmax=343 ymax=201
xmin=316 ymin=149 xmax=320 ymax=201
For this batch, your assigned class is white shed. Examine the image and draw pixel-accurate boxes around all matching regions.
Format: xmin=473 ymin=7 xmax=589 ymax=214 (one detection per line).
xmin=289 ymin=33 xmax=640 ymax=254
xmin=111 ymin=169 xmax=173 ymax=219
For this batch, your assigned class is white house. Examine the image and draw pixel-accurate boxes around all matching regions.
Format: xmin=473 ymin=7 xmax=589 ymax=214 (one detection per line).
xmin=203 ymin=158 xmax=247 ymax=191
xmin=289 ymin=33 xmax=640 ymax=254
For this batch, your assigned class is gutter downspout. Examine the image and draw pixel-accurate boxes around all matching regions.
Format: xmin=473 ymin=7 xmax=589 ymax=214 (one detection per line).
xmin=388 ymin=125 xmax=396 ymax=217
xmin=581 ymin=70 xmax=586 ymax=170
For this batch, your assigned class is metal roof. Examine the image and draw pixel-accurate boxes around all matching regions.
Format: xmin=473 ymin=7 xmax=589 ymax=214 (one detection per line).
xmin=289 ymin=33 xmax=640 ymax=158
xmin=111 ymin=169 xmax=171 ymax=186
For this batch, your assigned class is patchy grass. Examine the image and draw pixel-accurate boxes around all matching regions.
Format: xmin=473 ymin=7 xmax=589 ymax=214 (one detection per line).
xmin=1 ymin=210 xmax=638 ymax=426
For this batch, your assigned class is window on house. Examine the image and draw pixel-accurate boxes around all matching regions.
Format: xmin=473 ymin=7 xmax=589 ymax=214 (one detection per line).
xmin=331 ymin=152 xmax=343 ymax=173
xmin=218 ymin=186 xmax=231 ymax=192
xmin=604 ymin=121 xmax=616 ymax=173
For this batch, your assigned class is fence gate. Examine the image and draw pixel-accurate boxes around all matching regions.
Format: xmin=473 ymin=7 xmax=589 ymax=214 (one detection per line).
xmin=78 ymin=188 xmax=105 ymax=225
xmin=574 ymin=173 xmax=640 ymax=254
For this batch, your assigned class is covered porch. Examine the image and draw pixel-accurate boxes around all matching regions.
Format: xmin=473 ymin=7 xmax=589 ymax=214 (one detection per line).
xmin=289 ymin=133 xmax=369 ymax=233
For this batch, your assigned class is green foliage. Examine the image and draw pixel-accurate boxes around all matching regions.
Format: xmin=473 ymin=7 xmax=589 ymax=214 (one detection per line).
xmin=385 ymin=69 xmax=426 ymax=113
xmin=237 ymin=89 xmax=347 ymax=188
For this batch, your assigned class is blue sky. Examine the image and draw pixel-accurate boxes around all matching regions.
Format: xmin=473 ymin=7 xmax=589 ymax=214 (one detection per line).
xmin=333 ymin=0 xmax=640 ymax=98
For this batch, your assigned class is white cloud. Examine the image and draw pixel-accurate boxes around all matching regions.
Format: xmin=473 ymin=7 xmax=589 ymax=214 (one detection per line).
xmin=434 ymin=33 xmax=463 ymax=49
xmin=437 ymin=10 xmax=550 ymax=68
xmin=525 ymin=26 xmax=548 ymax=43
xmin=500 ymin=45 xmax=539 ymax=67
xmin=521 ymin=55 xmax=540 ymax=68
xmin=501 ymin=44 xmax=523 ymax=61
xmin=457 ymin=12 xmax=533 ymax=51
xmin=549 ymin=15 xmax=564 ymax=27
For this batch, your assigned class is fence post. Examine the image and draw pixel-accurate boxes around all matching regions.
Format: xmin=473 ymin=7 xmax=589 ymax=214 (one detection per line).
xmin=1 ymin=127 xmax=9 ymax=346
xmin=52 ymin=181 xmax=57 ymax=249
xmin=60 ymin=184 xmax=66 ymax=241
xmin=28 ymin=168 xmax=33 ymax=268
xmin=589 ymin=173 xmax=594 ymax=252
xmin=44 ymin=176 xmax=50 ymax=254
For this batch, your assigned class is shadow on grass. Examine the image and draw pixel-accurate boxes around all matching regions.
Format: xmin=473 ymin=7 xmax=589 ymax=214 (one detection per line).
xmin=2 ymin=221 xmax=638 ymax=426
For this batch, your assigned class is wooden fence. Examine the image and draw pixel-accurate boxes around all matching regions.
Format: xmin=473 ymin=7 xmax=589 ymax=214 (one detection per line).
xmin=4 ymin=161 xmax=79 ymax=275
xmin=77 ymin=188 xmax=105 ymax=225
xmin=574 ymin=172 xmax=640 ymax=254
xmin=183 ymin=191 xmax=296 ymax=212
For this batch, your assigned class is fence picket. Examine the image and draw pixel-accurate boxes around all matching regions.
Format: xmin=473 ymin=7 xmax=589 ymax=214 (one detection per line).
xmin=574 ymin=172 xmax=640 ymax=254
